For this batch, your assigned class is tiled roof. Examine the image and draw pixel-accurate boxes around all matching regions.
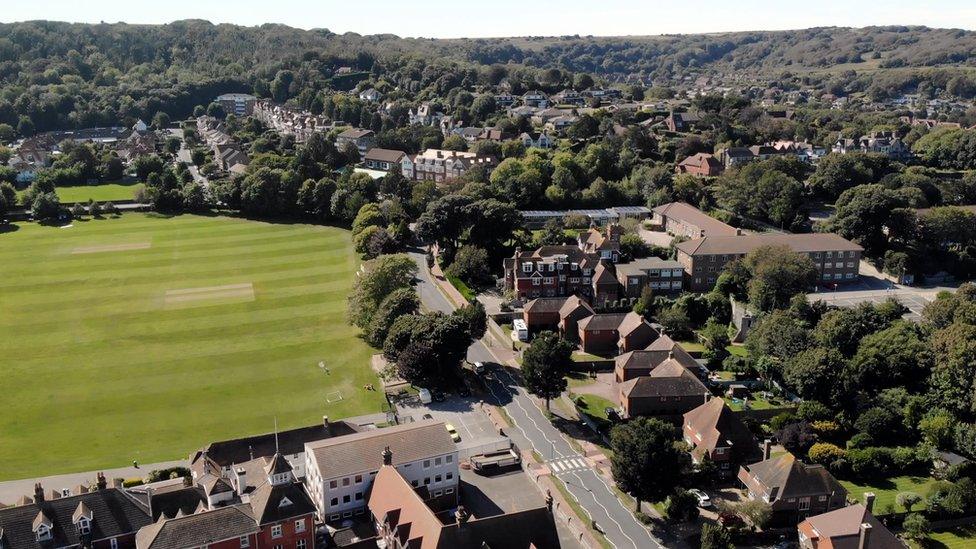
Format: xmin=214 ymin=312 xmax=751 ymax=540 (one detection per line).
xmin=652 ymin=202 xmax=739 ymax=237
xmin=620 ymin=367 xmax=708 ymax=399
xmin=190 ymin=421 xmax=359 ymax=472
xmin=363 ymin=148 xmax=406 ymax=163
xmin=248 ymin=481 xmax=316 ymax=526
xmin=799 ymin=504 xmax=904 ymax=549
xmin=741 ymin=453 xmax=847 ymax=501
xmin=306 ymin=421 xmax=456 ymax=480
xmin=683 ymin=398 xmax=760 ymax=460
xmin=0 ymin=489 xmax=151 ymax=549
xmin=136 ymin=505 xmax=259 ymax=549
xmin=676 ymin=233 xmax=863 ymax=256
xmin=524 ymin=297 xmax=576 ymax=314
xmin=578 ymin=312 xmax=629 ymax=332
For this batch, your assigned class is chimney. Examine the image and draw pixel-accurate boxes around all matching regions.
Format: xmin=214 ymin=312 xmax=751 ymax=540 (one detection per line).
xmin=323 ymin=415 xmax=330 ymax=432
xmin=455 ymin=505 xmax=470 ymax=525
xmin=763 ymin=439 xmax=771 ymax=460
xmin=382 ymin=446 xmax=393 ymax=466
xmin=234 ymin=467 xmax=247 ymax=493
xmin=96 ymin=472 xmax=107 ymax=490
xmin=736 ymin=228 xmax=743 ymax=236
xmin=34 ymin=483 xmax=44 ymax=502
xmin=668 ymin=350 xmax=674 ymax=360
xmin=858 ymin=522 xmax=872 ymax=549
xmin=863 ymin=492 xmax=875 ymax=513
xmin=248 ymin=445 xmax=254 ymax=461
xmin=112 ymin=478 xmax=124 ymax=490
xmin=700 ymin=229 xmax=706 ymax=238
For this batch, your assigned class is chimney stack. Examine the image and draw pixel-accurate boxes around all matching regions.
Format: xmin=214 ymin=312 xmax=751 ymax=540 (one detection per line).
xmin=455 ymin=505 xmax=470 ymax=525
xmin=736 ymin=228 xmax=743 ymax=236
xmin=234 ymin=467 xmax=247 ymax=493
xmin=382 ymin=446 xmax=393 ymax=466
xmin=112 ymin=478 xmax=124 ymax=490
xmin=323 ymin=415 xmax=330 ymax=431
xmin=858 ymin=522 xmax=872 ymax=549
xmin=864 ymin=492 xmax=875 ymax=513
xmin=96 ymin=472 xmax=107 ymax=490
xmin=34 ymin=483 xmax=44 ymax=502
xmin=763 ymin=439 xmax=771 ymax=460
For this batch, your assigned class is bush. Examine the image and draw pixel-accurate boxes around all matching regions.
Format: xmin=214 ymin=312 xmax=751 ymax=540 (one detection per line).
xmin=796 ymin=401 xmax=832 ymax=422
xmin=846 ymin=447 xmax=894 ymax=479
xmin=663 ymin=489 xmax=700 ymax=523
xmin=70 ymin=203 xmax=86 ymax=218
xmin=445 ymin=245 xmax=490 ymax=285
xmin=808 ymin=442 xmax=846 ymax=466
xmin=122 ymin=478 xmax=144 ymax=488
xmin=896 ymin=492 xmax=923 ymax=513
xmin=902 ymin=513 xmax=931 ymax=541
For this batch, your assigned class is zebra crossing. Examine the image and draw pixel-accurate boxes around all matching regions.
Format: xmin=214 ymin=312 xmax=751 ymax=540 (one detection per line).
xmin=547 ymin=456 xmax=589 ymax=474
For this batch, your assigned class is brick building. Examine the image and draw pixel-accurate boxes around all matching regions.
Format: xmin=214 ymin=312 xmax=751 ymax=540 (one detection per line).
xmin=617 ymin=357 xmax=709 ymax=418
xmin=683 ymin=398 xmax=762 ymax=477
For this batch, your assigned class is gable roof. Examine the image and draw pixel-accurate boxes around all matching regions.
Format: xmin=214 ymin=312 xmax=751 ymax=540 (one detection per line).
xmin=368 ymin=466 xmax=445 ymax=548
xmin=799 ymin=504 xmax=904 ymax=549
xmin=247 ymin=481 xmax=316 ymax=526
xmin=363 ymin=148 xmax=406 ymax=163
xmin=683 ymin=398 xmax=760 ymax=461
xmin=652 ymin=202 xmax=739 ymax=237
xmin=136 ymin=505 xmax=259 ymax=549
xmin=306 ymin=421 xmax=456 ymax=480
xmin=0 ymin=489 xmax=151 ymax=549
xmin=578 ymin=312 xmax=629 ymax=332
xmin=619 ymin=368 xmax=708 ymax=399
xmin=678 ymin=153 xmax=722 ymax=170
xmin=524 ymin=296 xmax=575 ymax=315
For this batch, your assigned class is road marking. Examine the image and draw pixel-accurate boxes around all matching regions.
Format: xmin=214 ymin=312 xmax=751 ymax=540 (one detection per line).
xmin=567 ymin=470 xmax=640 ymax=549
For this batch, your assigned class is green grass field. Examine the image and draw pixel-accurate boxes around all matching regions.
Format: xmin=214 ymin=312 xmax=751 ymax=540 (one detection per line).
xmin=17 ymin=182 xmax=143 ymax=204
xmin=0 ymin=213 xmax=384 ymax=480
xmin=912 ymin=524 xmax=976 ymax=548
xmin=840 ymin=475 xmax=938 ymax=514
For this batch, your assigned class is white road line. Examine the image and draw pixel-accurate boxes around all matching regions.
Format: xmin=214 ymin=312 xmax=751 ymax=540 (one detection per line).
xmin=566 ymin=470 xmax=633 ymax=548
xmin=572 ymin=458 xmax=584 ymax=468
xmin=576 ymin=468 xmax=660 ymax=547
xmin=551 ymin=461 xmax=564 ymax=471
xmin=490 ymin=366 xmax=566 ymax=458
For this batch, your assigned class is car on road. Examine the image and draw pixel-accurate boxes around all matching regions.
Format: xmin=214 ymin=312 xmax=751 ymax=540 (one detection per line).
xmin=604 ymin=407 xmax=620 ymax=421
xmin=445 ymin=423 xmax=461 ymax=442
xmin=473 ymin=361 xmax=486 ymax=375
xmin=688 ymin=488 xmax=712 ymax=508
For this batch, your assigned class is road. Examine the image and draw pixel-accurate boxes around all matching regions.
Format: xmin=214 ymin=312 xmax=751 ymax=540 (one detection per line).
xmin=408 ymin=248 xmax=661 ymax=549
xmin=169 ymin=129 xmax=209 ymax=188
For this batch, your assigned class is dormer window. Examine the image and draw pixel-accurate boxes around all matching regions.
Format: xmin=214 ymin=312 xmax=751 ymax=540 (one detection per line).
xmin=78 ymin=518 xmax=91 ymax=535
xmin=36 ymin=526 xmax=51 ymax=541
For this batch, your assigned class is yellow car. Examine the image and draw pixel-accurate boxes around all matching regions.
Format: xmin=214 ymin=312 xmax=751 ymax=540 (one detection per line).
xmin=445 ymin=423 xmax=461 ymax=442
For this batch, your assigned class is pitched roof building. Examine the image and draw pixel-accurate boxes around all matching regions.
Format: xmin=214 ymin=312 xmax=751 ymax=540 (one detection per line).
xmin=676 ymin=153 xmax=723 ymax=177
xmin=618 ymin=358 xmax=709 ymax=418
xmin=798 ymin=498 xmax=904 ymax=549
xmin=614 ymin=335 xmax=699 ymax=382
xmin=651 ymin=202 xmax=740 ymax=239
xmin=683 ymin=398 xmax=762 ymax=476
xmin=738 ymin=453 xmax=848 ymax=525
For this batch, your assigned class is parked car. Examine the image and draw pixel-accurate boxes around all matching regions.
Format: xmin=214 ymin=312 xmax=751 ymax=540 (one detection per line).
xmin=604 ymin=407 xmax=620 ymax=421
xmin=473 ymin=361 xmax=487 ymax=375
xmin=445 ymin=423 xmax=461 ymax=442
xmin=419 ymin=388 xmax=432 ymax=404
xmin=688 ymin=488 xmax=712 ymax=508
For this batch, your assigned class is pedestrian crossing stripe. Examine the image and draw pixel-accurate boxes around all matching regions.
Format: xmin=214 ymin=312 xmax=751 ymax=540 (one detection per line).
xmin=548 ymin=457 xmax=587 ymax=473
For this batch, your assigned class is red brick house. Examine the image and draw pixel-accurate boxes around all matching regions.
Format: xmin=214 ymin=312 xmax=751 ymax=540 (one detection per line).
xmin=682 ymin=398 xmax=762 ymax=477
xmin=503 ymin=246 xmax=609 ymax=302
xmin=797 ymin=497 xmax=904 ymax=549
xmin=618 ymin=359 xmax=710 ymax=418
xmin=737 ymin=453 xmax=848 ymax=526
xmin=523 ymin=296 xmax=593 ymax=334
xmin=676 ymin=153 xmax=723 ymax=177
xmin=614 ymin=335 xmax=699 ymax=382
xmin=578 ymin=225 xmax=623 ymax=262
xmin=577 ymin=312 xmax=658 ymax=355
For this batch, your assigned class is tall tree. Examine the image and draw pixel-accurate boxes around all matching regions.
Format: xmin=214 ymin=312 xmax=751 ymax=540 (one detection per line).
xmin=521 ymin=331 xmax=572 ymax=411
xmin=610 ymin=417 xmax=690 ymax=512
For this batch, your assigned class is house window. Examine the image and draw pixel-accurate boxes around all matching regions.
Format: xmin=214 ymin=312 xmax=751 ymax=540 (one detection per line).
xmin=411 ymin=479 xmax=419 ymax=487
xmin=342 ymin=477 xmax=350 ymax=487
xmin=435 ymin=457 xmax=442 ymax=465
xmin=446 ymin=455 xmax=453 ymax=463
xmin=446 ymin=472 xmax=454 ymax=480
xmin=532 ymin=279 xmax=541 ymax=286
xmin=297 ymin=540 xmax=307 ymax=549
xmin=329 ymin=480 xmax=337 ymax=489
xmin=799 ymin=498 xmax=811 ymax=511
xmin=355 ymin=474 xmax=363 ymax=483
xmin=240 ymin=536 xmax=250 ymax=548
xmin=818 ymin=496 xmax=827 ymax=502
xmin=434 ymin=490 xmax=443 ymax=497
xmin=111 ymin=539 xmax=119 ymax=549
xmin=330 ymin=497 xmax=338 ymax=506
xmin=343 ymin=495 xmax=351 ymax=503
xmin=77 ymin=518 xmax=91 ymax=535
xmin=446 ymin=487 xmax=455 ymax=494
xmin=424 ymin=460 xmax=431 ymax=468
xmin=522 ymin=264 xmax=532 ymax=273
xmin=36 ymin=526 xmax=51 ymax=541
xmin=355 ymin=492 xmax=363 ymax=501
xmin=272 ymin=525 xmax=283 ymax=538
xmin=435 ymin=475 xmax=442 ymax=483
xmin=295 ymin=519 xmax=306 ymax=533
xmin=543 ymin=277 xmax=554 ymax=284
xmin=329 ymin=514 xmax=340 ymax=521
xmin=424 ymin=478 xmax=431 ymax=485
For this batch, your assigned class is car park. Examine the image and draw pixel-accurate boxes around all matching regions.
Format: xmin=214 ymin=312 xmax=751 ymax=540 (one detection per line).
xmin=445 ymin=423 xmax=461 ymax=442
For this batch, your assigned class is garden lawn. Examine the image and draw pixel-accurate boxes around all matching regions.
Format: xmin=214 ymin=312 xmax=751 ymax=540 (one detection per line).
xmin=0 ymin=213 xmax=384 ymax=480
xmin=56 ymin=183 xmax=143 ymax=203
xmin=839 ymin=475 xmax=938 ymax=514
xmin=913 ymin=524 xmax=976 ymax=548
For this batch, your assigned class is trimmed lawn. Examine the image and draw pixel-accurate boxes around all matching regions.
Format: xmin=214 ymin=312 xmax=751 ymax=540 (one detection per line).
xmin=676 ymin=339 xmax=706 ymax=353
xmin=444 ymin=273 xmax=475 ymax=301
xmin=56 ymin=183 xmax=144 ymax=203
xmin=726 ymin=345 xmax=748 ymax=357
xmin=839 ymin=475 xmax=938 ymax=515
xmin=574 ymin=393 xmax=616 ymax=422
xmin=0 ymin=213 xmax=384 ymax=480
xmin=723 ymin=395 xmax=792 ymax=412
xmin=913 ymin=524 xmax=976 ymax=548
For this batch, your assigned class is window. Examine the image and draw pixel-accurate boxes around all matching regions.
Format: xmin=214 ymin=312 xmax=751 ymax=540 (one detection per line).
xmin=240 ymin=536 xmax=250 ymax=548
xmin=110 ymin=539 xmax=119 ymax=549
xmin=446 ymin=472 xmax=454 ymax=480
xmin=846 ymin=273 xmax=855 ymax=279
xmin=424 ymin=477 xmax=431 ymax=485
xmin=446 ymin=455 xmax=453 ymax=463
xmin=435 ymin=475 xmax=442 ymax=482
xmin=77 ymin=518 xmax=91 ymax=535
xmin=424 ymin=459 xmax=431 ymax=468
xmin=799 ymin=498 xmax=811 ymax=511
xmin=343 ymin=495 xmax=351 ymax=503
xmin=818 ymin=496 xmax=827 ymax=502
xmin=331 ymin=496 xmax=339 ymax=506
xmin=342 ymin=477 xmax=350 ymax=487
xmin=543 ymin=277 xmax=554 ymax=284
xmin=532 ymin=279 xmax=540 ymax=286
xmin=435 ymin=457 xmax=442 ymax=466
xmin=411 ymin=479 xmax=419 ymax=487
xmin=569 ymin=277 xmax=580 ymax=283
xmin=36 ymin=526 xmax=51 ymax=542
xmin=297 ymin=540 xmax=307 ymax=549
xmin=847 ymin=262 xmax=855 ymax=268
xmin=271 ymin=525 xmax=282 ymax=539
xmin=434 ymin=490 xmax=443 ymax=497
xmin=329 ymin=480 xmax=337 ymax=489
xmin=329 ymin=514 xmax=340 ymax=521
xmin=295 ymin=519 xmax=306 ymax=533
xmin=822 ymin=273 xmax=831 ymax=280
xmin=848 ymin=251 xmax=856 ymax=258
xmin=825 ymin=251 xmax=833 ymax=258
xmin=446 ymin=487 xmax=455 ymax=494
xmin=522 ymin=264 xmax=532 ymax=273
xmin=355 ymin=475 xmax=362 ymax=483
xmin=355 ymin=492 xmax=363 ymax=501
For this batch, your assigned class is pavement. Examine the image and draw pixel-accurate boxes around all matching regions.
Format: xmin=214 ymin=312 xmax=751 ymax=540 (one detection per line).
xmin=408 ymin=247 xmax=662 ymax=549
xmin=0 ymin=459 xmax=187 ymax=505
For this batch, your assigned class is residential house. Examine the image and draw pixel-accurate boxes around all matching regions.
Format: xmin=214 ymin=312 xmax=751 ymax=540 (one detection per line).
xmin=651 ymin=202 xmax=740 ymax=239
xmin=0 ymin=480 xmax=151 ymax=549
xmin=552 ymin=89 xmax=584 ymax=106
xmin=614 ymin=335 xmax=699 ymax=382
xmin=521 ymin=90 xmax=550 ymax=108
xmin=683 ymin=398 xmax=762 ymax=476
xmin=664 ymin=112 xmax=702 ymax=132
xmin=797 ymin=496 xmax=904 ymax=549
xmin=832 ymin=132 xmax=911 ymax=161
xmin=614 ymin=257 xmax=685 ymax=297
xmin=189 ymin=418 xmax=359 ymax=481
xmin=335 ymin=129 xmax=376 ymax=157
xmin=522 ymin=296 xmax=593 ymax=334
xmin=368 ymin=462 xmax=560 ymax=548
xmin=409 ymin=103 xmax=446 ymax=126
xmin=676 ymin=233 xmax=862 ymax=292
xmin=252 ymin=100 xmax=331 ymax=143
xmin=532 ymin=108 xmax=571 ymax=126
xmin=303 ymin=421 xmax=458 ymax=522
xmin=578 ymin=224 xmax=623 ymax=262
xmin=216 ymin=93 xmax=257 ymax=116
xmin=504 ymin=246 xmax=608 ymax=302
xmin=401 ymin=149 xmax=496 ymax=183
xmin=519 ymin=131 xmax=554 ymax=149
xmin=494 ymin=93 xmax=517 ymax=108
xmin=676 ymin=153 xmax=723 ymax=177
xmin=618 ymin=359 xmax=710 ymax=418
xmin=136 ymin=505 xmax=260 ymax=549
xmin=358 ymin=88 xmax=382 ymax=102
xmin=577 ymin=312 xmax=658 ymax=355
xmin=738 ymin=452 xmax=848 ymax=525
xmin=544 ymin=115 xmax=578 ymax=134
xmin=363 ymin=148 xmax=407 ymax=172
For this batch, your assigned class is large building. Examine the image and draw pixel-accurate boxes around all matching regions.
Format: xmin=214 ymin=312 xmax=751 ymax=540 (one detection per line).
xmin=216 ymin=93 xmax=258 ymax=117
xmin=676 ymin=233 xmax=862 ymax=292
xmin=303 ymin=421 xmax=458 ymax=523
xmin=618 ymin=357 xmax=710 ymax=418
xmin=401 ymin=149 xmax=496 ymax=183
xmin=738 ymin=452 xmax=848 ymax=525
xmin=651 ymin=202 xmax=740 ymax=239
xmin=797 ymin=497 xmax=905 ymax=549
xmin=504 ymin=246 xmax=608 ymax=303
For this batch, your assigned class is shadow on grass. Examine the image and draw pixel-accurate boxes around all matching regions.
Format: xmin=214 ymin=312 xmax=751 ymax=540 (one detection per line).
xmin=0 ymin=223 xmax=20 ymax=234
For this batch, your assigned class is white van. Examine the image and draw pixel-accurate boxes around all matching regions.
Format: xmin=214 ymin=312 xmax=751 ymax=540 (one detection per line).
xmin=418 ymin=388 xmax=432 ymax=404
xmin=512 ymin=319 xmax=529 ymax=342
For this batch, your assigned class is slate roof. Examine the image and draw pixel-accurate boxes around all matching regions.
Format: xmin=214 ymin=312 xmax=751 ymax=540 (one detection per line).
xmin=247 ymin=481 xmax=316 ymax=526
xmin=739 ymin=453 xmax=847 ymax=502
xmin=0 ymin=489 xmax=151 ymax=549
xmin=363 ymin=148 xmax=406 ymax=163
xmin=676 ymin=233 xmax=863 ymax=256
xmin=306 ymin=421 xmax=456 ymax=480
xmin=136 ymin=505 xmax=259 ymax=549
xmin=619 ymin=367 xmax=708 ymax=399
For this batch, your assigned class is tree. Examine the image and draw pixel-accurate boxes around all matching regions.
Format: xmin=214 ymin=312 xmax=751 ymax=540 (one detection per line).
xmin=521 ymin=331 xmax=572 ymax=411
xmin=610 ymin=417 xmax=690 ymax=512
xmin=620 ymin=233 xmax=652 ymax=259
xmin=87 ymin=199 xmax=101 ymax=217
xmin=445 ymin=245 xmax=490 ymax=285
xmin=663 ymin=489 xmax=700 ymax=523
xmin=737 ymin=500 xmax=772 ymax=530
xmin=700 ymin=524 xmax=734 ymax=549
xmin=782 ymin=347 xmax=846 ymax=403
xmin=152 ymin=111 xmax=171 ymax=129
xmin=897 ymin=492 xmax=923 ymax=513
xmin=740 ymin=245 xmax=818 ymax=312
xmin=70 ymin=202 xmax=86 ymax=218
xmin=453 ymin=301 xmax=487 ymax=340
xmin=808 ymin=443 xmax=846 ymax=466
xmin=348 ymin=254 xmax=417 ymax=329
xmin=776 ymin=421 xmax=817 ymax=455
xmin=30 ymin=192 xmax=61 ymax=220
xmin=383 ymin=312 xmax=472 ymax=385
xmin=745 ymin=310 xmax=811 ymax=363
xmin=902 ymin=513 xmax=931 ymax=542
xmin=365 ymin=288 xmax=420 ymax=348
